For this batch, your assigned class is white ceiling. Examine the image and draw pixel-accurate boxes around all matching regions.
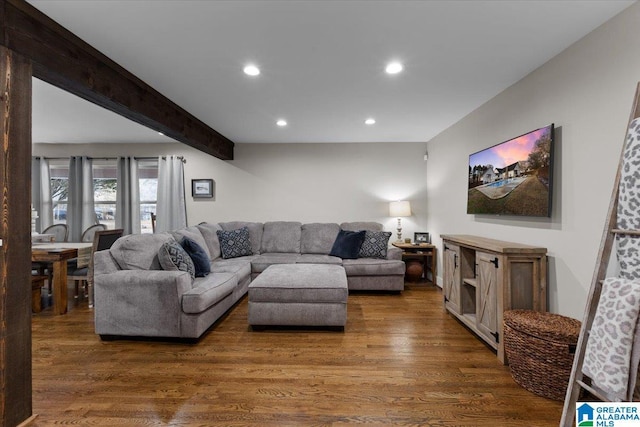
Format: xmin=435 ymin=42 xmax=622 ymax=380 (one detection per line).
xmin=29 ymin=0 xmax=635 ymax=145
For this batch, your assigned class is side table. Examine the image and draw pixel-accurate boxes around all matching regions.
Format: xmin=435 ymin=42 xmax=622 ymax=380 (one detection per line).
xmin=391 ymin=242 xmax=437 ymax=283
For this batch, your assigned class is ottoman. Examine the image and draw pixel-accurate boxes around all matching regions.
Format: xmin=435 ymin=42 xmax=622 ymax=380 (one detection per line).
xmin=248 ymin=264 xmax=348 ymax=330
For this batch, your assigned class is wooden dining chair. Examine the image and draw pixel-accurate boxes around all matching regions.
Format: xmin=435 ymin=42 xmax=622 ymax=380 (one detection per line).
xmin=68 ymin=228 xmax=124 ymax=307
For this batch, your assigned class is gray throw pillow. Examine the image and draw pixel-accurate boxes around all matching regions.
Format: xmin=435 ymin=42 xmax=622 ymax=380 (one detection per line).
xmin=359 ymin=231 xmax=392 ymax=259
xmin=217 ymin=227 xmax=253 ymax=259
xmin=158 ymin=239 xmax=195 ymax=281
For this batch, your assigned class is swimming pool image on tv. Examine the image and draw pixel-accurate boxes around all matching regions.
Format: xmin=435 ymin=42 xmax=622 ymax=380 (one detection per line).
xmin=475 ymin=177 xmax=526 ymax=199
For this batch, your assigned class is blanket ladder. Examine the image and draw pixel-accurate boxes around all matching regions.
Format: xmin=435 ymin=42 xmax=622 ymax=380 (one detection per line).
xmin=560 ymin=81 xmax=640 ymax=426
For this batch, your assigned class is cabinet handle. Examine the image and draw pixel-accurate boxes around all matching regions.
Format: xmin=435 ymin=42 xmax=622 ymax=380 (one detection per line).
xmin=454 ymin=254 xmax=458 ymax=269
xmin=491 ymin=257 xmax=499 ymax=268
xmin=491 ymin=331 xmax=500 ymax=343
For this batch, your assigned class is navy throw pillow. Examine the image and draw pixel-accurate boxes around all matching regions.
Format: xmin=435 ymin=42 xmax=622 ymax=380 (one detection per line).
xmin=181 ymin=237 xmax=211 ymax=277
xmin=329 ymin=229 xmax=366 ymax=259
xmin=217 ymin=227 xmax=253 ymax=259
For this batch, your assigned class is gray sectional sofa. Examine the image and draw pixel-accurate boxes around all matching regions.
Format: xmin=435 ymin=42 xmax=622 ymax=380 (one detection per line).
xmin=93 ymin=221 xmax=405 ymax=340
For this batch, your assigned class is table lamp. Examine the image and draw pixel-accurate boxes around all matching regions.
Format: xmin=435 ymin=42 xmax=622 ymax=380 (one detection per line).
xmin=389 ymin=200 xmax=411 ymax=242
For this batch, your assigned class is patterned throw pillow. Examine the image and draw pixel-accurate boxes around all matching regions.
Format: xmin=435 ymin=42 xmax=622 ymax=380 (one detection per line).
xmin=158 ymin=239 xmax=195 ymax=281
xmin=358 ymin=230 xmax=392 ymax=259
xmin=217 ymin=227 xmax=253 ymax=259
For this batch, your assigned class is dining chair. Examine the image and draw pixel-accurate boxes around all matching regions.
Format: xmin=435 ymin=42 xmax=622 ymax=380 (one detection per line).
xmin=65 ymin=224 xmax=107 ymax=277
xmin=33 ymin=223 xmax=69 ymax=292
xmin=41 ymin=223 xmax=68 ymax=242
xmin=150 ymin=213 xmax=157 ymax=233
xmin=68 ymin=228 xmax=124 ymax=307
xmin=80 ymin=223 xmax=107 ymax=242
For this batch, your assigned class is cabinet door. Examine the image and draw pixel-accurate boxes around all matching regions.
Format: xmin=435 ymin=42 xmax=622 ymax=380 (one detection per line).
xmin=443 ymin=244 xmax=461 ymax=314
xmin=476 ymin=251 xmax=499 ymax=346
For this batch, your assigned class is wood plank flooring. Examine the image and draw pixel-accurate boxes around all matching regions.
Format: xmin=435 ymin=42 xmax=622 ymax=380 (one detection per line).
xmin=30 ymin=282 xmax=563 ymax=426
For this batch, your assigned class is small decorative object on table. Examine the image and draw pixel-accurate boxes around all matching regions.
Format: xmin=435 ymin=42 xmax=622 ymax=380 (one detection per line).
xmin=414 ymin=232 xmax=429 ymax=243
xmin=192 ymin=179 xmax=214 ymax=198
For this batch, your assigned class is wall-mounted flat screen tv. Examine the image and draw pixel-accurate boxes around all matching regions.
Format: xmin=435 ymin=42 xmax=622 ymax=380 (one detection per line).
xmin=467 ymin=124 xmax=554 ymax=217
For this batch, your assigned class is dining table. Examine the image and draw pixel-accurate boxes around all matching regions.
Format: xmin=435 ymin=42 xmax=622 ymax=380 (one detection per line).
xmin=31 ymin=242 xmax=93 ymax=315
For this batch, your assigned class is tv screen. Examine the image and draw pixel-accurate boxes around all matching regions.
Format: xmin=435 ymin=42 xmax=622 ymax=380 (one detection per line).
xmin=467 ymin=124 xmax=554 ymax=217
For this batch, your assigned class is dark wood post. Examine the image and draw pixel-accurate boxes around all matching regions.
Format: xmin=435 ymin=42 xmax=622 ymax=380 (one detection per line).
xmin=0 ymin=45 xmax=33 ymax=426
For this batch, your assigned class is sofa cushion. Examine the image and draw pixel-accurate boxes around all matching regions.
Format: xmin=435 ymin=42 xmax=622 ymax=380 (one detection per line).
xmin=296 ymin=254 xmax=343 ymax=265
xmin=196 ymin=222 xmax=222 ymax=260
xmin=251 ymin=253 xmax=299 ymax=274
xmin=158 ymin=239 xmax=195 ymax=281
xmin=180 ymin=237 xmax=211 ymax=277
xmin=329 ymin=229 xmax=366 ymax=259
xmin=182 ymin=273 xmax=237 ymax=314
xmin=358 ymin=230 xmax=392 ymax=259
xmin=110 ymin=233 xmax=173 ymax=270
xmin=300 ymin=223 xmax=340 ymax=254
xmin=261 ymin=221 xmax=302 ymax=253
xmin=211 ymin=257 xmax=253 ymax=279
xmin=217 ymin=227 xmax=253 ymax=259
xmin=340 ymin=222 xmax=383 ymax=232
xmin=171 ymin=226 xmax=211 ymax=260
xmin=341 ymin=258 xmax=405 ymax=276
xmin=219 ymin=221 xmax=263 ymax=255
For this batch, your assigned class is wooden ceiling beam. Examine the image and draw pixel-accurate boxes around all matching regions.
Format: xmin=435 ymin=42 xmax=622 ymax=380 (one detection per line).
xmin=0 ymin=0 xmax=234 ymax=160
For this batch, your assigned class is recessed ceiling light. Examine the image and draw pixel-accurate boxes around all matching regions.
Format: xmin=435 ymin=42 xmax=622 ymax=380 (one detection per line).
xmin=385 ymin=62 xmax=404 ymax=74
xmin=365 ymin=118 xmax=376 ymax=125
xmin=158 ymin=131 xmax=164 ymax=136
xmin=243 ymin=64 xmax=260 ymax=76
xmin=276 ymin=119 xmax=287 ymax=127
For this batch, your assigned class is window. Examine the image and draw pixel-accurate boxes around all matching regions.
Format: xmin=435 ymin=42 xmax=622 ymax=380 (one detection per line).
xmin=49 ymin=161 xmax=69 ymax=225
xmin=46 ymin=158 xmax=158 ymax=234
xmin=139 ymin=160 xmax=158 ymax=234
xmin=93 ymin=160 xmax=117 ymax=229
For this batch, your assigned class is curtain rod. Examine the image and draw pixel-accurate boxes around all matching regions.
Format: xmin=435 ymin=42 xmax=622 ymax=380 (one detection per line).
xmin=34 ymin=156 xmax=186 ymax=163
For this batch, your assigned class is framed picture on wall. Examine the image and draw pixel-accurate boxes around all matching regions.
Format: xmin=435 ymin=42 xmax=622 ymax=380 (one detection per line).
xmin=414 ymin=232 xmax=430 ymax=243
xmin=192 ymin=179 xmax=214 ymax=198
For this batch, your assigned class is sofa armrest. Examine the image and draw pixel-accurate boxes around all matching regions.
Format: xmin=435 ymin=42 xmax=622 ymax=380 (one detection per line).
xmin=94 ymin=250 xmax=121 ymax=275
xmin=94 ymin=270 xmax=193 ymax=337
xmin=387 ymin=247 xmax=402 ymax=261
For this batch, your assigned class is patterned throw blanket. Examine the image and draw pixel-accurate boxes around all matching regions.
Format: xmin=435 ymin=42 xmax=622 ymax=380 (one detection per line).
xmin=582 ymin=117 xmax=640 ymax=401
xmin=583 ymin=277 xmax=640 ymax=401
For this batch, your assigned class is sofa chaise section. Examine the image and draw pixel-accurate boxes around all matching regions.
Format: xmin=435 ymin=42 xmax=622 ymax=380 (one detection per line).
xmin=94 ymin=231 xmax=250 ymax=340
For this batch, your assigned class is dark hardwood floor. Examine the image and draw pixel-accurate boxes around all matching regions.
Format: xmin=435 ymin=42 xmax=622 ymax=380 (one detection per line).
xmin=30 ymin=281 xmax=563 ymax=426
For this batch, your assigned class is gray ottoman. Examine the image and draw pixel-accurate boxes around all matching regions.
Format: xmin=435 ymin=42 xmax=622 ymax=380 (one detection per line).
xmin=248 ymin=264 xmax=348 ymax=330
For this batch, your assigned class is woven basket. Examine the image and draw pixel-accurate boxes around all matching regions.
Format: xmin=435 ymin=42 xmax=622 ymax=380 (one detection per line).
xmin=504 ymin=309 xmax=581 ymax=401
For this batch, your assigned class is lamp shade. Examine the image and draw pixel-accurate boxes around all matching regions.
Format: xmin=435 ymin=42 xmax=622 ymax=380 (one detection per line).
xmin=389 ymin=200 xmax=411 ymax=217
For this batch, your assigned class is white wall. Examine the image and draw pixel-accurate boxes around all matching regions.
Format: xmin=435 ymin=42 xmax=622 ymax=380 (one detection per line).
xmin=33 ymin=141 xmax=429 ymax=243
xmin=426 ymin=3 xmax=640 ymax=319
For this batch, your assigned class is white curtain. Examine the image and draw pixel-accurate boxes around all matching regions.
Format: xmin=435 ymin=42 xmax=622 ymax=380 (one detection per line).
xmin=116 ymin=157 xmax=140 ymax=235
xmin=156 ymin=156 xmax=186 ymax=232
xmin=68 ymin=156 xmax=96 ymax=242
xmin=31 ymin=157 xmax=52 ymax=232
